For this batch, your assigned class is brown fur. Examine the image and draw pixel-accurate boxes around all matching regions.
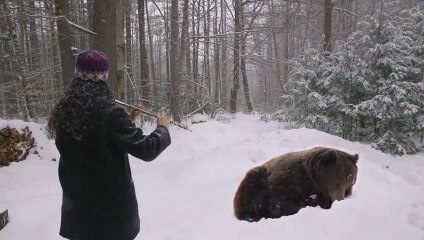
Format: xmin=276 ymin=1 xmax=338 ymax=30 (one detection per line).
xmin=233 ymin=147 xmax=359 ymax=222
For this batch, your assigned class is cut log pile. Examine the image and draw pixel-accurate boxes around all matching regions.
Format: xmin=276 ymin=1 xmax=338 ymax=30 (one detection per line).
xmin=0 ymin=209 xmax=8 ymax=231
xmin=0 ymin=126 xmax=36 ymax=167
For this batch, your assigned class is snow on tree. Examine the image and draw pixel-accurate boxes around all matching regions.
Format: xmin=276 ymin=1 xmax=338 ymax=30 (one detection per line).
xmin=278 ymin=5 xmax=424 ymax=156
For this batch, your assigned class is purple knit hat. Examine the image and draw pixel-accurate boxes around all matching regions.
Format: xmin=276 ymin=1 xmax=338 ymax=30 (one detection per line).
xmin=74 ymin=50 xmax=109 ymax=82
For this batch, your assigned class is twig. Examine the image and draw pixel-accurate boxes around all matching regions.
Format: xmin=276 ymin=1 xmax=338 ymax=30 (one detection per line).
xmin=183 ymin=102 xmax=208 ymax=118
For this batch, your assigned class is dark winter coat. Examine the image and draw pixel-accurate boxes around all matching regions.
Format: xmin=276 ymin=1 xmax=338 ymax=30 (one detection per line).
xmin=56 ymin=105 xmax=171 ymax=240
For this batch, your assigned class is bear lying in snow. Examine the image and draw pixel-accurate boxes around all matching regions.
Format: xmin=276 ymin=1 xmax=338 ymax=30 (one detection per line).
xmin=233 ymin=147 xmax=359 ymax=222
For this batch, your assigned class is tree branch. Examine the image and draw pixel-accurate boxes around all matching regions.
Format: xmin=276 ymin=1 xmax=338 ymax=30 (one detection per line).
xmin=25 ymin=14 xmax=97 ymax=35
xmin=333 ymin=8 xmax=363 ymax=20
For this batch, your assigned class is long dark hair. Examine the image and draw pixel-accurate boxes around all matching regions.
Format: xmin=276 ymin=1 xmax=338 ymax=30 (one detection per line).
xmin=47 ymin=79 xmax=114 ymax=140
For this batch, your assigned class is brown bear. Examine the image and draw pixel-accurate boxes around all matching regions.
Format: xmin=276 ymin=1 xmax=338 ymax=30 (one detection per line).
xmin=233 ymin=147 xmax=359 ymax=222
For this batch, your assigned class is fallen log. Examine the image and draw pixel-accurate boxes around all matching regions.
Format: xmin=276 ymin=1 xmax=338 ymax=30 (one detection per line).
xmin=0 ymin=209 xmax=8 ymax=231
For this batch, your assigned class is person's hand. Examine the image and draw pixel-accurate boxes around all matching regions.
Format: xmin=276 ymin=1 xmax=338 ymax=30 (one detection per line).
xmin=130 ymin=103 xmax=145 ymax=121
xmin=157 ymin=110 xmax=170 ymax=128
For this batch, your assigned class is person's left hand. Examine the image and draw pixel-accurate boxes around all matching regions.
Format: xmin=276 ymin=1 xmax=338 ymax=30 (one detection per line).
xmin=130 ymin=103 xmax=145 ymax=121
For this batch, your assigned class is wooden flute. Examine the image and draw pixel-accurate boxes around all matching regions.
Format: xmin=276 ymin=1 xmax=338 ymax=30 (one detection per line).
xmin=114 ymin=99 xmax=192 ymax=132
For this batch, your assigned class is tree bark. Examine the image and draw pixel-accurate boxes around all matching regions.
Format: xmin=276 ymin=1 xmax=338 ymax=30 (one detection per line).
xmin=93 ymin=0 xmax=126 ymax=101
xmin=27 ymin=0 xmax=40 ymax=71
xmin=116 ymin=0 xmax=126 ymax=102
xmin=203 ymin=0 xmax=211 ymax=95
xmin=323 ymin=0 xmax=333 ymax=52
xmin=145 ymin=0 xmax=158 ymax=109
xmin=179 ymin=0 xmax=190 ymax=87
xmin=183 ymin=0 xmax=192 ymax=95
xmin=165 ymin=0 xmax=170 ymax=90
xmin=54 ymin=0 xmax=75 ymax=87
xmin=240 ymin=6 xmax=253 ymax=113
xmin=4 ymin=2 xmax=31 ymax=121
xmin=270 ymin=0 xmax=284 ymax=93
xmin=170 ymin=0 xmax=182 ymax=121
xmin=125 ymin=0 xmax=134 ymax=103
xmin=138 ymin=0 xmax=151 ymax=106
xmin=192 ymin=0 xmax=200 ymax=107
xmin=213 ymin=0 xmax=220 ymax=106
xmin=219 ymin=0 xmax=227 ymax=107
xmin=230 ymin=0 xmax=241 ymax=113
xmin=45 ymin=0 xmax=63 ymax=101
xmin=0 ymin=2 xmax=17 ymax=117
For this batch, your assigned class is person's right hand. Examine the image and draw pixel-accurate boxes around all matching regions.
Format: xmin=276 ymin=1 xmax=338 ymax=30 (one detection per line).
xmin=157 ymin=110 xmax=170 ymax=128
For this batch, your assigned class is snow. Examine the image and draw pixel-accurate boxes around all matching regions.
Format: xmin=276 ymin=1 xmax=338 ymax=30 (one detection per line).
xmin=190 ymin=113 xmax=208 ymax=124
xmin=0 ymin=114 xmax=424 ymax=240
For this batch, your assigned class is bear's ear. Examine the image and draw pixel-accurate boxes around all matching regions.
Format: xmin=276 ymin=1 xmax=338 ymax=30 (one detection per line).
xmin=318 ymin=150 xmax=338 ymax=167
xmin=351 ymin=154 xmax=359 ymax=164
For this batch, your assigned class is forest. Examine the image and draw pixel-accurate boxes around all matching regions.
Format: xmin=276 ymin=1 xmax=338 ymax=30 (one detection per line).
xmin=0 ymin=0 xmax=423 ymax=155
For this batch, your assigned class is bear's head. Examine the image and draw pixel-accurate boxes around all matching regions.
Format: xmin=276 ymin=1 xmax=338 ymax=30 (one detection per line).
xmin=314 ymin=148 xmax=359 ymax=202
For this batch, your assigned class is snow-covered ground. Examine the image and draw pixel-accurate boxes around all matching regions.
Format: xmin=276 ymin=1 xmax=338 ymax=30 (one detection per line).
xmin=0 ymin=114 xmax=423 ymax=240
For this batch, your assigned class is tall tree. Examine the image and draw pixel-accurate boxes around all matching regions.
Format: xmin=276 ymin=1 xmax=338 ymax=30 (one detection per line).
xmin=138 ymin=0 xmax=150 ymax=106
xmin=230 ymin=0 xmax=241 ymax=113
xmin=203 ymin=0 xmax=211 ymax=94
xmin=323 ymin=0 xmax=333 ymax=52
xmin=27 ymin=0 xmax=40 ymax=71
xmin=3 ymin=1 xmax=30 ymax=120
xmin=93 ymin=0 xmax=125 ymax=101
xmin=240 ymin=8 xmax=253 ymax=113
xmin=179 ymin=0 xmax=190 ymax=85
xmin=145 ymin=0 xmax=158 ymax=108
xmin=192 ymin=0 xmax=200 ymax=106
xmin=213 ymin=0 xmax=220 ymax=105
xmin=170 ymin=0 xmax=182 ymax=121
xmin=125 ymin=0 xmax=134 ymax=103
xmin=219 ymin=0 xmax=227 ymax=107
xmin=55 ymin=0 xmax=75 ymax=86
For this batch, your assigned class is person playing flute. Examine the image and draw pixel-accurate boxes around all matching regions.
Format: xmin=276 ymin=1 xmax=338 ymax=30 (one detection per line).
xmin=47 ymin=50 xmax=171 ymax=240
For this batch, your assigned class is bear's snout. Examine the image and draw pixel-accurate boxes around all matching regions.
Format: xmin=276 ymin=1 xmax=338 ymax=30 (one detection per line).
xmin=329 ymin=190 xmax=346 ymax=201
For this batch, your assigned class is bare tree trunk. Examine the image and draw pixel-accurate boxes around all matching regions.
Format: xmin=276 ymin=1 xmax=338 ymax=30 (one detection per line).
xmin=4 ymin=2 xmax=31 ymax=121
xmin=138 ymin=0 xmax=151 ymax=106
xmin=283 ymin=2 xmax=290 ymax=88
xmin=125 ymin=0 xmax=134 ymax=103
xmin=170 ymin=0 xmax=182 ymax=121
xmin=116 ymin=0 xmax=126 ymax=102
xmin=203 ymin=0 xmax=211 ymax=95
xmin=213 ymin=0 xmax=220 ymax=105
xmin=27 ymin=0 xmax=40 ymax=71
xmin=0 ymin=2 xmax=17 ymax=116
xmin=219 ymin=0 xmax=227 ymax=108
xmin=240 ymin=7 xmax=253 ymax=113
xmin=45 ymin=0 xmax=63 ymax=100
xmin=230 ymin=0 xmax=241 ymax=113
xmin=269 ymin=0 xmax=284 ymax=93
xmin=93 ymin=0 xmax=125 ymax=101
xmin=323 ymin=0 xmax=333 ymax=52
xmin=183 ymin=0 xmax=192 ymax=93
xmin=179 ymin=0 xmax=191 ymax=106
xmin=146 ymin=0 xmax=158 ymax=109
xmin=192 ymin=0 xmax=200 ymax=106
xmin=165 ymin=0 xmax=170 ymax=89
xmin=55 ymin=0 xmax=75 ymax=87
xmin=87 ymin=0 xmax=94 ymax=48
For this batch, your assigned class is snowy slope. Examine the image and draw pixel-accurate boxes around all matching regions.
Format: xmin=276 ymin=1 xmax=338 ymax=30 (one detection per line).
xmin=0 ymin=114 xmax=423 ymax=240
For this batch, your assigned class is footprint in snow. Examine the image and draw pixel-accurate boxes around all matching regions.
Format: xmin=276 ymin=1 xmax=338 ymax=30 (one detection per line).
xmin=408 ymin=201 xmax=424 ymax=231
